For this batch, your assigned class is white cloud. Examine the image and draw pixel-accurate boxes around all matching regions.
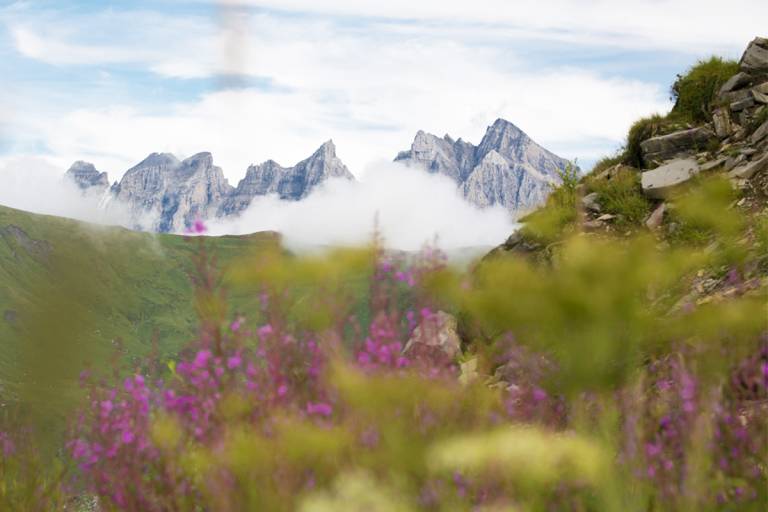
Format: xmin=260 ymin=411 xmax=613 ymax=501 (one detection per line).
xmin=9 ymin=9 xmax=671 ymax=182
xmin=207 ymin=161 xmax=516 ymax=252
xmin=0 ymin=156 xmax=133 ymax=226
xmin=13 ymin=1 xmax=755 ymax=206
xmin=27 ymin=72 xmax=667 ymax=182
xmin=0 ymin=156 xmax=515 ymax=254
xmin=219 ymin=0 xmax=765 ymax=53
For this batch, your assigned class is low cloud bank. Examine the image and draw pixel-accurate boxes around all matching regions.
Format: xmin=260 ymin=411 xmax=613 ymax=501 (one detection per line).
xmin=0 ymin=156 xmax=134 ymax=227
xmin=207 ymin=162 xmax=516 ymax=252
xmin=0 ymin=158 xmax=516 ymax=253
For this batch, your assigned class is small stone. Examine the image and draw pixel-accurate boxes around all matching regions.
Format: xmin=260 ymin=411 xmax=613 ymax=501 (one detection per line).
xmin=641 ymin=158 xmax=700 ymax=199
xmin=712 ymin=108 xmax=733 ymax=138
xmin=753 ymin=90 xmax=768 ymax=105
xmin=731 ymin=97 xmax=756 ymax=112
xmin=583 ymin=219 xmax=604 ymax=231
xmin=3 ymin=310 xmax=17 ymax=326
xmin=751 ymin=119 xmax=768 ymax=144
xmin=719 ymin=88 xmax=752 ymax=105
xmin=728 ymin=153 xmax=768 ymax=180
xmin=700 ymin=157 xmax=727 ymax=172
xmin=719 ymin=72 xmax=751 ymax=94
xmin=753 ymin=82 xmax=768 ymax=95
xmin=581 ymin=192 xmax=602 ymax=212
xmin=596 ymin=213 xmax=616 ymax=221
xmin=645 ymin=202 xmax=666 ymax=231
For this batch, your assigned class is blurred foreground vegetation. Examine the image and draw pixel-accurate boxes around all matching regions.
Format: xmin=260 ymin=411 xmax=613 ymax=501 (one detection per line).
xmin=1 ymin=170 xmax=766 ymax=510
xmin=1 ymin=50 xmax=767 ymax=512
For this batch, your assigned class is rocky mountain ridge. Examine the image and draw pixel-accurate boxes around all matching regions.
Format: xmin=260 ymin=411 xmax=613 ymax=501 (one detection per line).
xmin=65 ymin=118 xmax=568 ymax=233
xmin=68 ymin=141 xmax=355 ymax=233
xmin=220 ymin=140 xmax=353 ymax=216
xmin=394 ymin=119 xmax=572 ymax=213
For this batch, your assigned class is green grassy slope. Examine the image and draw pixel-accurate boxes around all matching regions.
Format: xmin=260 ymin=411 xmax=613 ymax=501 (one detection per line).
xmin=0 ymin=204 xmax=278 ymax=410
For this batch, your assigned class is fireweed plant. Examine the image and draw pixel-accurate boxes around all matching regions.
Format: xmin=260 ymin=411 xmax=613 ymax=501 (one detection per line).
xmin=0 ymin=179 xmax=765 ymax=511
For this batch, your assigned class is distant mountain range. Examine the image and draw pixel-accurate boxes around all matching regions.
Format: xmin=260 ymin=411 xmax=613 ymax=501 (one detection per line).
xmin=64 ymin=119 xmax=570 ymax=232
xmin=67 ymin=141 xmax=352 ymax=233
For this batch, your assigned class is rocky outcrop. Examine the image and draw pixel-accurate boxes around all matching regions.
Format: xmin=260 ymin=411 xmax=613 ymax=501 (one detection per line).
xmin=395 ymin=119 xmax=571 ymax=213
xmin=640 ymin=127 xmax=716 ymax=166
xmin=112 ymin=152 xmax=233 ymax=233
xmin=739 ymin=37 xmax=768 ymax=74
xmin=65 ymin=161 xmax=109 ymax=191
xmin=710 ymin=38 xmax=768 ymax=140
xmin=637 ymin=37 xmax=768 ymax=191
xmin=0 ymin=225 xmax=52 ymax=261
xmin=220 ymin=140 xmax=353 ymax=216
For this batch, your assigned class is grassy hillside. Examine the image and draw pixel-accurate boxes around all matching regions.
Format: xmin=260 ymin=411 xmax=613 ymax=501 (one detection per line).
xmin=0 ymin=204 xmax=279 ymax=412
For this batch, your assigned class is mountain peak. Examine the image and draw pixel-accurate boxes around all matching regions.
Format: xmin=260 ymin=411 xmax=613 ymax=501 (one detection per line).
xmin=135 ymin=152 xmax=180 ymax=170
xmin=65 ymin=161 xmax=109 ymax=190
xmin=68 ymin=160 xmax=97 ymax=173
xmin=394 ymin=119 xmax=570 ymax=212
xmin=181 ymin=152 xmax=214 ymax=170
xmin=489 ymin=118 xmax=522 ymax=132
xmin=314 ymin=140 xmax=337 ymax=158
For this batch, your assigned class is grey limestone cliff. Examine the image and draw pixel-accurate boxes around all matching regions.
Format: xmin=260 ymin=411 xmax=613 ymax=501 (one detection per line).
xmin=395 ymin=118 xmax=571 ymax=213
xmin=220 ymin=140 xmax=353 ymax=216
xmin=111 ymin=152 xmax=233 ymax=233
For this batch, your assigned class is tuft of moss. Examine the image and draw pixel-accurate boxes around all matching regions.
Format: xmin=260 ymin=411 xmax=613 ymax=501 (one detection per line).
xmin=670 ymin=57 xmax=739 ymax=123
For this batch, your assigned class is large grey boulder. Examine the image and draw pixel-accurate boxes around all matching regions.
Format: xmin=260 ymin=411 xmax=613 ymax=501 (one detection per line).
xmin=220 ymin=140 xmax=354 ymax=216
xmin=719 ymin=72 xmax=752 ymax=94
xmin=740 ymin=37 xmax=768 ymax=74
xmin=754 ymin=82 xmax=768 ymax=95
xmin=403 ymin=311 xmax=462 ymax=360
xmin=641 ymin=159 xmax=700 ymax=199
xmin=395 ymin=118 xmax=570 ymax=213
xmin=65 ymin=161 xmax=109 ymax=191
xmin=719 ymin=88 xmax=753 ymax=105
xmin=640 ymin=127 xmax=715 ymax=165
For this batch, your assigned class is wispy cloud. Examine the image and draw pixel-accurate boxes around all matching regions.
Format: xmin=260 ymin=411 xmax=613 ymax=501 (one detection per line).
xmin=215 ymin=0 xmax=765 ymax=53
xmin=3 ymin=6 xmax=673 ymax=180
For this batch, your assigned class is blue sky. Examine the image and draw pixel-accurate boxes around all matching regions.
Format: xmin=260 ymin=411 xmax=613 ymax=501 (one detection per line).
xmin=0 ymin=0 xmax=763 ymax=182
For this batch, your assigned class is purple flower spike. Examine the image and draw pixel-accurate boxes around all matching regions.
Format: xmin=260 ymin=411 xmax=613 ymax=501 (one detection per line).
xmin=306 ymin=402 xmax=333 ymax=417
xmin=193 ymin=219 xmax=206 ymax=234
